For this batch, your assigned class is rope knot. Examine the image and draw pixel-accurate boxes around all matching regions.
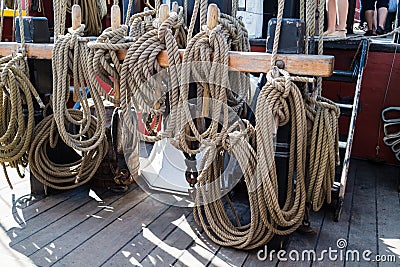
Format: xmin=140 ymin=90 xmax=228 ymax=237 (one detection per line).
xmin=157 ymin=14 xmax=179 ymax=42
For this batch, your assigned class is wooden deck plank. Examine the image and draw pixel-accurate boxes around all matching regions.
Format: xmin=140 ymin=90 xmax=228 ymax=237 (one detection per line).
xmin=102 ymin=206 xmax=192 ymax=266
xmin=312 ymin=162 xmax=357 ymax=267
xmin=1 ymin=187 xmax=103 ymax=245
xmin=208 ymin=246 xmax=248 ymax=267
xmin=28 ymin=186 xmax=149 ymax=266
xmin=345 ymin=160 xmax=378 ymax=267
xmin=174 ymin=230 xmax=221 ymax=267
xmin=277 ymin=211 xmax=325 ymax=267
xmin=10 ymin=187 xmax=127 ymax=256
xmin=0 ymin=186 xmax=99 ymax=267
xmin=139 ymin=213 xmax=208 ymax=266
xmin=375 ymin=164 xmax=400 ymax=264
xmin=53 ymin=196 xmax=171 ymax=266
xmin=0 ymin=176 xmax=90 ymax=224
xmin=241 ymin=250 xmax=277 ymax=267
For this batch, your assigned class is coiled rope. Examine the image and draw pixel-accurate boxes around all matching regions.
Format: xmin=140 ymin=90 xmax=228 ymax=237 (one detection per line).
xmin=305 ymin=95 xmax=340 ymax=211
xmin=29 ymin=3 xmax=108 ymax=189
xmin=120 ymin=12 xmax=183 ymax=142
xmin=0 ymin=0 xmax=44 ymax=188
xmin=177 ymin=0 xmax=310 ymax=249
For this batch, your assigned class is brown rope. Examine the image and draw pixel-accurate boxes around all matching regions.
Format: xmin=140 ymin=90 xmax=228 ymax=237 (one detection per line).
xmin=305 ymin=95 xmax=340 ymax=211
xmin=0 ymin=0 xmax=44 ymax=188
xmin=29 ymin=24 xmax=108 ymax=189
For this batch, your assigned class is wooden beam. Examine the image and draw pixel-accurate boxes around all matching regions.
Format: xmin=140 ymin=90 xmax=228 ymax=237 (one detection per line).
xmin=122 ymin=50 xmax=334 ymax=77
xmin=0 ymin=43 xmax=334 ymax=77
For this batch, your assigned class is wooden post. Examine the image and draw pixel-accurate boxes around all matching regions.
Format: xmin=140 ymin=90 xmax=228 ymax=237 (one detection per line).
xmin=72 ymin=4 xmax=81 ymax=102
xmin=111 ymin=3 xmax=121 ymax=30
xmin=71 ymin=4 xmax=81 ymax=31
xmin=207 ymin=4 xmax=219 ymax=30
xmin=171 ymin=1 xmax=179 ymax=13
xmin=159 ymin=4 xmax=169 ymax=23
xmin=153 ymin=4 xmax=169 ymax=110
xmin=111 ymin=2 xmax=121 ymax=106
xmin=202 ymin=4 xmax=219 ymax=117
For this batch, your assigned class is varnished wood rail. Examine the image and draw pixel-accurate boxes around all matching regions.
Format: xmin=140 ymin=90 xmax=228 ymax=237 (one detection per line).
xmin=0 ymin=42 xmax=334 ymax=77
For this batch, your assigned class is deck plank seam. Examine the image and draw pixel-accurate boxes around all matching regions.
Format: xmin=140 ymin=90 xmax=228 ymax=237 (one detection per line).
xmin=240 ymin=253 xmax=250 ymax=267
xmin=26 ymin=185 xmax=142 ymax=258
xmin=139 ymin=210 xmax=202 ymax=266
xmin=99 ymin=203 xmax=177 ymax=266
xmin=343 ymin=164 xmax=358 ymax=267
xmin=9 ymin=188 xmax=108 ymax=248
xmin=49 ymin=189 xmax=150 ymax=266
xmin=309 ymin=208 xmax=327 ymax=267
xmin=50 ymin=193 xmax=149 ymax=266
xmin=205 ymin=243 xmax=222 ymax=267
xmin=171 ymin=228 xmax=206 ymax=266
xmin=374 ymin=168 xmax=380 ymax=267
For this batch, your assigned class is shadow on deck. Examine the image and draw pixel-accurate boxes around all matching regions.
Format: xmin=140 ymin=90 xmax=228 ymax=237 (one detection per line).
xmin=0 ymin=159 xmax=399 ymax=266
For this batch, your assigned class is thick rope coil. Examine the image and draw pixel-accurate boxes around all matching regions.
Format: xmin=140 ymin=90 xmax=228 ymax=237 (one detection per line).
xmin=0 ymin=0 xmax=44 ymax=188
xmin=305 ymin=95 xmax=340 ymax=211
xmin=191 ymin=65 xmax=312 ymax=249
xmin=52 ymin=25 xmax=107 ymax=152
xmin=29 ymin=24 xmax=108 ymax=189
xmin=87 ymin=25 xmax=134 ymax=105
xmin=0 ymin=54 xmax=45 ymax=188
xmin=28 ymin=109 xmax=108 ymax=190
xmin=120 ymin=13 xmax=184 ymax=143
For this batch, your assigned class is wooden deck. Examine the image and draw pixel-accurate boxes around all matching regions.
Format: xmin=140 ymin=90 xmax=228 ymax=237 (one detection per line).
xmin=0 ymin=159 xmax=399 ymax=266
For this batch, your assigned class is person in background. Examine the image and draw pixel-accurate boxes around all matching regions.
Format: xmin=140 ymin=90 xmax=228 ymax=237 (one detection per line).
xmin=361 ymin=0 xmax=389 ymax=35
xmin=325 ymin=0 xmax=349 ymax=37
xmin=385 ymin=0 xmax=398 ymax=32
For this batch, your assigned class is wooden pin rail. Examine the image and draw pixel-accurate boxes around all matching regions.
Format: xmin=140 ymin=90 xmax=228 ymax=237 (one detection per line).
xmin=0 ymin=43 xmax=335 ymax=77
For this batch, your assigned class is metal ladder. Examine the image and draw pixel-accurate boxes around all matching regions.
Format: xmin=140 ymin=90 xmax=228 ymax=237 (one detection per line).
xmin=324 ymin=39 xmax=369 ymax=221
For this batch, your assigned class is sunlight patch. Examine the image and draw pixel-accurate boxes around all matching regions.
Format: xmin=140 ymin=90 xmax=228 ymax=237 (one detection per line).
xmin=121 ymin=250 xmax=131 ymax=257
xmin=89 ymin=189 xmax=103 ymax=202
xmin=380 ymin=238 xmax=400 ymax=256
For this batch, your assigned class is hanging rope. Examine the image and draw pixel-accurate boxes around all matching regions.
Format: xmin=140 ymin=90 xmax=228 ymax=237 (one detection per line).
xmin=29 ymin=4 xmax=108 ymax=189
xmin=305 ymin=95 xmax=340 ymax=211
xmin=120 ymin=12 xmax=183 ymax=143
xmin=28 ymin=109 xmax=108 ymax=189
xmin=53 ymin=0 xmax=68 ymax=40
xmin=0 ymin=0 xmax=44 ymax=188
xmin=87 ymin=25 xmax=133 ymax=105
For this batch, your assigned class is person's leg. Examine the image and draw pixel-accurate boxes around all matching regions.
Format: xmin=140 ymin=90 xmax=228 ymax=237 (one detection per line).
xmin=325 ymin=0 xmax=337 ymax=34
xmin=362 ymin=0 xmax=375 ymax=32
xmin=336 ymin=0 xmax=349 ymax=31
xmin=377 ymin=0 xmax=389 ymax=28
xmin=365 ymin=10 xmax=374 ymax=30
xmin=376 ymin=0 xmax=389 ymax=34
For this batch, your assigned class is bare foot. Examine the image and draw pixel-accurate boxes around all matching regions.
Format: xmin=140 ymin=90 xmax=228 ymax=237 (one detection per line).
xmin=324 ymin=30 xmax=336 ymax=36
xmin=324 ymin=30 xmax=346 ymax=38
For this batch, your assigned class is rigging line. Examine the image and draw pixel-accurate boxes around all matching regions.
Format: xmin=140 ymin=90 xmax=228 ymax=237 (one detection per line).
xmin=376 ymin=42 xmax=399 ymax=157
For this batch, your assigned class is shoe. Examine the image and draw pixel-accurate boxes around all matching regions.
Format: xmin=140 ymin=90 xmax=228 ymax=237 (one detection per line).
xmin=376 ymin=26 xmax=385 ymax=35
xmin=364 ymin=30 xmax=376 ymax=36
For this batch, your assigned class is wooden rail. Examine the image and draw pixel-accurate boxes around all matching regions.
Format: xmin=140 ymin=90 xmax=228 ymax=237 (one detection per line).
xmin=0 ymin=42 xmax=335 ymax=77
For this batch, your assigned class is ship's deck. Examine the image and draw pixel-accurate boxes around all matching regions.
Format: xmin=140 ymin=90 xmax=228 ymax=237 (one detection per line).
xmin=0 ymin=159 xmax=399 ymax=266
